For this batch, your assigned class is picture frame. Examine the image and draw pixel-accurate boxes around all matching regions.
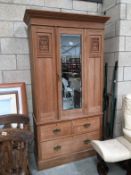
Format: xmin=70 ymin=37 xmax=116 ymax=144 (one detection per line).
xmin=0 ymin=83 xmax=28 ymax=115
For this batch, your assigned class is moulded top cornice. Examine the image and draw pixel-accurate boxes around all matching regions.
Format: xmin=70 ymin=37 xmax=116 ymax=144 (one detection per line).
xmin=24 ymin=9 xmax=110 ymax=25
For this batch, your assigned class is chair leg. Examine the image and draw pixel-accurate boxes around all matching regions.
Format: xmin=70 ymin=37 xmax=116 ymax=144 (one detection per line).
xmin=125 ymin=160 xmax=131 ymax=175
xmin=97 ymin=154 xmax=109 ymax=175
xmin=119 ymin=159 xmax=131 ymax=175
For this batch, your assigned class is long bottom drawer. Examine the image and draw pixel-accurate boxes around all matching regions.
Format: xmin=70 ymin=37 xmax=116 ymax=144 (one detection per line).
xmin=40 ymin=131 xmax=100 ymax=160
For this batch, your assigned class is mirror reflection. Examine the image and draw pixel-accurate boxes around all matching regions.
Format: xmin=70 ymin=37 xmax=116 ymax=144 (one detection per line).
xmin=61 ymin=34 xmax=82 ymax=110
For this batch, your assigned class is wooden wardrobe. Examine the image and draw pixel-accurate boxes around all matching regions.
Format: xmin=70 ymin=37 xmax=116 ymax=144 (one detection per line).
xmin=24 ymin=10 xmax=109 ymax=169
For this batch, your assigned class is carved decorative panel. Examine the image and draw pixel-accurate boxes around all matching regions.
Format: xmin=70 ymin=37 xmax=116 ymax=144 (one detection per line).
xmin=91 ymin=38 xmax=99 ymax=52
xmin=89 ymin=36 xmax=101 ymax=58
xmin=39 ymin=36 xmax=49 ymax=52
xmin=36 ymin=33 xmax=53 ymax=58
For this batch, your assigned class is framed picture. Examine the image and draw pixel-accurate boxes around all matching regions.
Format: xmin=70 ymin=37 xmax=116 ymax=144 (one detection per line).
xmin=0 ymin=83 xmax=28 ymax=115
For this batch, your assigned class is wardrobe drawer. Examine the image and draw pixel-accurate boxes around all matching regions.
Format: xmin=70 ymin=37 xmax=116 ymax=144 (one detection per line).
xmin=72 ymin=117 xmax=100 ymax=135
xmin=41 ymin=137 xmax=72 ymax=159
xmin=39 ymin=121 xmax=72 ymax=141
xmin=72 ymin=131 xmax=100 ymax=153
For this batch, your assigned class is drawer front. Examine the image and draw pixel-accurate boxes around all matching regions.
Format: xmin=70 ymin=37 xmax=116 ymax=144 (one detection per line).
xmin=72 ymin=117 xmax=100 ymax=135
xmin=39 ymin=121 xmax=72 ymax=141
xmin=72 ymin=131 xmax=100 ymax=153
xmin=41 ymin=137 xmax=72 ymax=159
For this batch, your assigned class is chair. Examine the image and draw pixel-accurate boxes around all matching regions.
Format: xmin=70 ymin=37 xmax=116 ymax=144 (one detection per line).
xmin=91 ymin=94 xmax=131 ymax=175
xmin=0 ymin=114 xmax=33 ymax=175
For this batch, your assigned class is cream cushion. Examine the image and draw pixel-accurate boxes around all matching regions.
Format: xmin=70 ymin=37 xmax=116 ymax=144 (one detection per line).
xmin=123 ymin=128 xmax=131 ymax=142
xmin=91 ymin=137 xmax=131 ymax=162
xmin=117 ymin=136 xmax=131 ymax=152
xmin=91 ymin=94 xmax=131 ymax=163
xmin=123 ymin=94 xmax=131 ymax=130
xmin=124 ymin=113 xmax=131 ymax=130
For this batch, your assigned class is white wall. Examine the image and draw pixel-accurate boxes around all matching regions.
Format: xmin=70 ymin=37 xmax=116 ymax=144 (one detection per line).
xmin=103 ymin=0 xmax=131 ymax=136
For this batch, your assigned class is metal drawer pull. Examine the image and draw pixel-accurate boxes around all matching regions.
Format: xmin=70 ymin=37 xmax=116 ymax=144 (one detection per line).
xmin=53 ymin=128 xmax=61 ymax=134
xmin=83 ymin=123 xmax=91 ymax=128
xmin=84 ymin=139 xmax=90 ymax=144
xmin=54 ymin=145 xmax=61 ymax=151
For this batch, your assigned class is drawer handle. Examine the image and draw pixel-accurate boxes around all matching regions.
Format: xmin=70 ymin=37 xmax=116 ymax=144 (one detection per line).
xmin=84 ymin=139 xmax=90 ymax=144
xmin=83 ymin=123 xmax=91 ymax=128
xmin=53 ymin=128 xmax=61 ymax=134
xmin=54 ymin=145 xmax=61 ymax=151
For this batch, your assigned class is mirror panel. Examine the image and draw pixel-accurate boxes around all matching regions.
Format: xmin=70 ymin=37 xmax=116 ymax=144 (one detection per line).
xmin=61 ymin=34 xmax=82 ymax=110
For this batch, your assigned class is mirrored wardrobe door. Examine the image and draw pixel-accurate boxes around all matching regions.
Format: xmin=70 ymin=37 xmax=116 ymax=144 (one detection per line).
xmin=57 ymin=28 xmax=85 ymax=119
xmin=61 ymin=34 xmax=82 ymax=110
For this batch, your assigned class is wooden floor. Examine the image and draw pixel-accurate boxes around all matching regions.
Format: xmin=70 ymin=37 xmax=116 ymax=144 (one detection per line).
xmin=29 ymin=154 xmax=125 ymax=175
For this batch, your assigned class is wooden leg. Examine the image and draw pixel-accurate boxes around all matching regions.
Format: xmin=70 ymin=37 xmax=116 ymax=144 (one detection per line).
xmin=119 ymin=159 xmax=131 ymax=175
xmin=97 ymin=154 xmax=109 ymax=175
xmin=125 ymin=160 xmax=131 ymax=175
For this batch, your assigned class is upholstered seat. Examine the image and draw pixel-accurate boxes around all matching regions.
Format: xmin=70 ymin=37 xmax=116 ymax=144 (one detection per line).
xmin=91 ymin=94 xmax=131 ymax=175
xmin=92 ymin=137 xmax=131 ymax=162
